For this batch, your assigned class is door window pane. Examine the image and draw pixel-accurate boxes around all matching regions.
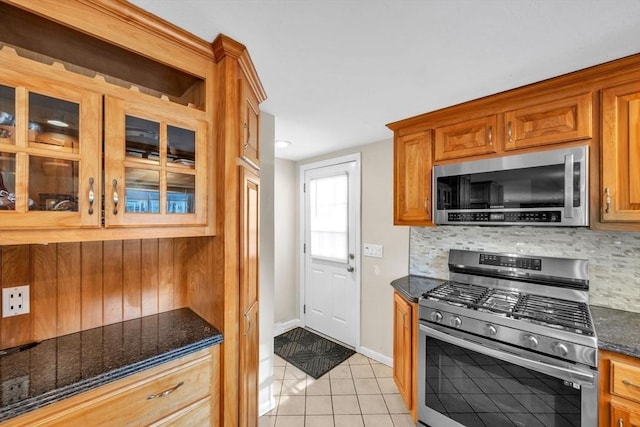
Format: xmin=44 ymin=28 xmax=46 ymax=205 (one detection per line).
xmin=126 ymin=116 xmax=159 ymax=161
xmin=167 ymin=172 xmax=195 ymax=214
xmin=0 ymin=85 xmax=15 ymax=145
xmin=125 ymin=168 xmax=159 ymax=213
xmin=29 ymin=156 xmax=79 ymax=211
xmin=29 ymin=93 xmax=79 ymax=154
xmin=167 ymin=125 xmax=195 ymax=167
xmin=0 ymin=152 xmax=16 ymax=210
xmin=309 ymin=174 xmax=348 ymax=262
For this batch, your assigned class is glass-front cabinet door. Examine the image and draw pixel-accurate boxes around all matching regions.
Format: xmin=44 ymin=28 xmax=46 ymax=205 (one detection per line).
xmin=103 ymin=96 xmax=207 ymax=227
xmin=0 ymin=75 xmax=101 ymax=229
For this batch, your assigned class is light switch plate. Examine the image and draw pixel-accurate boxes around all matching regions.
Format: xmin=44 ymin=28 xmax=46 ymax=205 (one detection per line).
xmin=363 ymin=243 xmax=383 ymax=258
xmin=2 ymin=285 xmax=30 ymax=318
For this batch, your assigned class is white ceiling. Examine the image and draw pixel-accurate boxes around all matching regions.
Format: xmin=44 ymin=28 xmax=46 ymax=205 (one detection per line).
xmin=130 ymin=0 xmax=640 ymax=161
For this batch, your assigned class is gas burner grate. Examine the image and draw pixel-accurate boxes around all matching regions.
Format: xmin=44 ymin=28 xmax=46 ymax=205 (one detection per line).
xmin=424 ymin=282 xmax=594 ymax=336
xmin=425 ymin=281 xmax=488 ymax=307
xmin=477 ymin=289 xmax=520 ymax=314
xmin=514 ymin=294 xmax=594 ymax=336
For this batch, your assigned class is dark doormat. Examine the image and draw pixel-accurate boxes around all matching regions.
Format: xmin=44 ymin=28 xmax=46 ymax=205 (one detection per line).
xmin=274 ymin=327 xmax=355 ymax=379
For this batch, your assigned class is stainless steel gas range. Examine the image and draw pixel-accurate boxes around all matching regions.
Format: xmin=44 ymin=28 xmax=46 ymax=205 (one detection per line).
xmin=417 ymin=249 xmax=598 ymax=427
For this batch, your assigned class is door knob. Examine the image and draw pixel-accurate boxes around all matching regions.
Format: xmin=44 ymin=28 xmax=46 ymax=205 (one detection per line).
xmin=347 ymin=253 xmax=355 ymax=272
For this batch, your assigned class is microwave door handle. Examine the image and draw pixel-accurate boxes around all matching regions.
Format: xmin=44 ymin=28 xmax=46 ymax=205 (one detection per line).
xmin=564 ymin=154 xmax=574 ymax=218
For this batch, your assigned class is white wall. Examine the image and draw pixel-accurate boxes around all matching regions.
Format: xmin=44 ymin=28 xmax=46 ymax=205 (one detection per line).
xmin=258 ymin=112 xmax=276 ymax=415
xmin=274 ymin=138 xmax=409 ymax=363
xmin=274 ymin=158 xmax=299 ymax=327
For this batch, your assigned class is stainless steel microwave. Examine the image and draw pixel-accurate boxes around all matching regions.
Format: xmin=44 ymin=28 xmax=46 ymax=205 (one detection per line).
xmin=433 ymin=146 xmax=588 ymax=226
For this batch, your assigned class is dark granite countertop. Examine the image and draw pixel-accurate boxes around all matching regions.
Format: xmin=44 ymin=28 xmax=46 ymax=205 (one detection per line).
xmin=391 ymin=276 xmax=640 ymax=360
xmin=0 ymin=307 xmax=223 ymax=422
xmin=390 ymin=275 xmax=445 ymax=303
xmin=591 ymin=305 xmax=640 ymax=359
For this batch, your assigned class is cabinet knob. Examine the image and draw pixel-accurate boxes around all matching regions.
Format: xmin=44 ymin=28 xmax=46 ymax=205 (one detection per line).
xmin=605 ymin=187 xmax=611 ymax=214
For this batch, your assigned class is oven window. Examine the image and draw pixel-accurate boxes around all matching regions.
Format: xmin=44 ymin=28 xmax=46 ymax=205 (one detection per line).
xmin=425 ymin=336 xmax=581 ymax=426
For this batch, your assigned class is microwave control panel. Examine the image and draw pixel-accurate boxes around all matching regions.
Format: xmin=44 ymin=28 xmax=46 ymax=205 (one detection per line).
xmin=447 ymin=211 xmax=561 ymax=223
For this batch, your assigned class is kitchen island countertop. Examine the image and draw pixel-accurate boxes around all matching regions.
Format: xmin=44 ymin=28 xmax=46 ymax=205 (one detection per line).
xmin=0 ymin=307 xmax=222 ymax=421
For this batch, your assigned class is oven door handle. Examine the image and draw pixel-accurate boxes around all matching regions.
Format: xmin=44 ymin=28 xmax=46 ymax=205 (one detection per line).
xmin=419 ymin=324 xmax=596 ymax=385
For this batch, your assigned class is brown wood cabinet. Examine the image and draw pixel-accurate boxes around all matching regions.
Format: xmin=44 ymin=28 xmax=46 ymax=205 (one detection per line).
xmin=239 ymin=166 xmax=260 ymax=427
xmin=388 ymin=53 xmax=640 ymax=230
xmin=211 ymin=33 xmax=267 ymax=427
xmin=599 ymin=350 xmax=640 ymax=427
xmin=0 ymin=3 xmax=214 ymax=245
xmin=434 ymin=115 xmax=498 ymax=161
xmin=503 ymin=93 xmax=592 ymax=151
xmin=394 ymin=131 xmax=433 ymax=225
xmin=601 ymin=81 xmax=640 ymax=223
xmin=103 ymin=95 xmax=208 ymax=228
xmin=0 ymin=2 xmax=267 ymax=427
xmin=241 ymin=76 xmax=260 ymax=167
xmin=1 ymin=347 xmax=219 ymax=427
xmin=392 ymin=291 xmax=418 ymax=421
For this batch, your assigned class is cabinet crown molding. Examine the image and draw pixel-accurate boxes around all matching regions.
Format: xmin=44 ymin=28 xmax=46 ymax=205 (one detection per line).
xmin=213 ymin=34 xmax=267 ymax=103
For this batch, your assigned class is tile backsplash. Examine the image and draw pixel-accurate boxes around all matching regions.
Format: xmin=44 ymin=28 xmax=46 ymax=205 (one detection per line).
xmin=409 ymin=226 xmax=640 ymax=313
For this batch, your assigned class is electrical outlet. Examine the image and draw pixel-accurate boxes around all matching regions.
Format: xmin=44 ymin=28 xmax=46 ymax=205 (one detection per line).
xmin=2 ymin=285 xmax=30 ymax=318
xmin=2 ymin=376 xmax=29 ymax=406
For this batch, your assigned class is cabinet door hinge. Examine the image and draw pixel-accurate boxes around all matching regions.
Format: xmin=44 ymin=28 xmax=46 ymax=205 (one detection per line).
xmin=303 ymin=243 xmax=306 ymax=253
xmin=303 ymin=183 xmax=306 ymax=193
xmin=304 ymin=304 xmax=306 ymax=314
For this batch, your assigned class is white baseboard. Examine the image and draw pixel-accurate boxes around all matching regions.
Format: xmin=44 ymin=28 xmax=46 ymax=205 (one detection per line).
xmin=273 ymin=319 xmax=301 ymax=336
xmin=359 ymin=345 xmax=392 ymax=367
xmin=259 ymin=396 xmax=277 ymax=417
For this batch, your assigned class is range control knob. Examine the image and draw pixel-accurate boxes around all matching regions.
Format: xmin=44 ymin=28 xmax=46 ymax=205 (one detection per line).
xmin=484 ymin=324 xmax=498 ymax=337
xmin=430 ymin=311 xmax=443 ymax=323
xmin=450 ymin=316 xmax=462 ymax=328
xmin=551 ymin=342 xmax=569 ymax=357
xmin=523 ymin=334 xmax=539 ymax=348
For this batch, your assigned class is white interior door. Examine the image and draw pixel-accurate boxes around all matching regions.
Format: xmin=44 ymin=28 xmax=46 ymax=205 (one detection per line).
xmin=302 ymin=155 xmax=360 ymax=348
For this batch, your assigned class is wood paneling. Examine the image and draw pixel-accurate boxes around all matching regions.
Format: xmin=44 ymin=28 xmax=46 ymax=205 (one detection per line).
xmin=0 ymin=238 xmax=200 ymax=350
xmin=1 ymin=245 xmax=31 ymax=349
xmin=57 ymin=242 xmax=81 ymax=335
xmin=81 ymin=241 xmax=103 ymax=330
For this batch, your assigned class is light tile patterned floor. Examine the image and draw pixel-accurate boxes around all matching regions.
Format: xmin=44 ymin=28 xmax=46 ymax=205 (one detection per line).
xmin=259 ymin=353 xmax=416 ymax=427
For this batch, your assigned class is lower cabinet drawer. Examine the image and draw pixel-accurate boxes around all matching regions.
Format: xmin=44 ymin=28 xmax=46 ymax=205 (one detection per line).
xmin=611 ymin=360 xmax=640 ymax=404
xmin=4 ymin=350 xmax=212 ymax=427
xmin=150 ymin=396 xmax=211 ymax=427
xmin=611 ymin=402 xmax=640 ymax=427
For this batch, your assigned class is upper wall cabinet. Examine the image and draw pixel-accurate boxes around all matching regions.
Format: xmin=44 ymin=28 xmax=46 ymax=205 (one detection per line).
xmin=241 ymin=75 xmax=260 ymax=167
xmin=503 ymin=93 xmax=592 ymax=151
xmin=104 ymin=95 xmax=208 ymax=228
xmin=388 ymin=52 xmax=640 ymax=230
xmin=601 ymin=81 xmax=640 ymax=223
xmin=434 ymin=115 xmax=498 ymax=161
xmin=0 ymin=2 xmax=215 ymax=244
xmin=394 ymin=131 xmax=433 ymax=225
xmin=0 ymin=70 xmax=101 ymax=230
